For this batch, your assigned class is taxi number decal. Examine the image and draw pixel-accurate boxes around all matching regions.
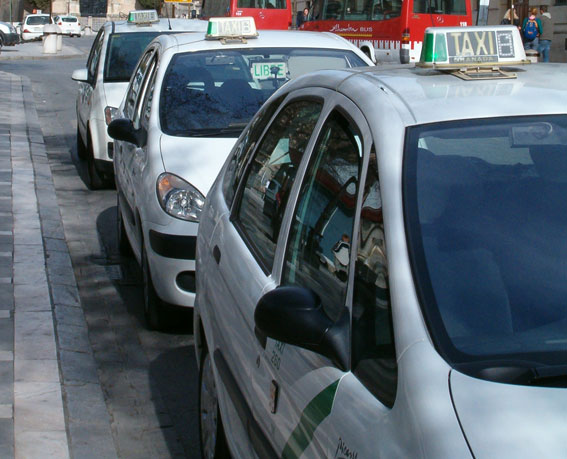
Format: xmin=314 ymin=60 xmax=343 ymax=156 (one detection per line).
xmin=447 ymin=30 xmax=515 ymax=63
xmin=252 ymin=62 xmax=286 ymax=80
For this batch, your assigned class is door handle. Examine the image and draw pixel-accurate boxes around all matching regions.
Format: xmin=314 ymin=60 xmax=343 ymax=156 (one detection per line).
xmin=213 ymin=245 xmax=221 ymax=264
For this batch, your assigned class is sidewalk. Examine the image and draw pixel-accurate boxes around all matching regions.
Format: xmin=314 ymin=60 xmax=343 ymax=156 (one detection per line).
xmin=0 ymin=54 xmax=116 ymax=457
xmin=0 ymin=39 xmax=84 ymax=61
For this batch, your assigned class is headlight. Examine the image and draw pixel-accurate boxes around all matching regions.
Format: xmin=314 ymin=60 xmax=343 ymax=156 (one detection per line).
xmin=156 ymin=173 xmax=205 ymax=222
xmin=104 ymin=106 xmax=119 ymax=125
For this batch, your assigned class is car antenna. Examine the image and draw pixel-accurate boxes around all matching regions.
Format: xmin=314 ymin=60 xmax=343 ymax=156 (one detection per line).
xmin=165 ymin=5 xmax=172 ymax=30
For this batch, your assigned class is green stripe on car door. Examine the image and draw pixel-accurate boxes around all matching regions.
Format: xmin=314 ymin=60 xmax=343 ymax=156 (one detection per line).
xmin=281 ymin=379 xmax=340 ymax=459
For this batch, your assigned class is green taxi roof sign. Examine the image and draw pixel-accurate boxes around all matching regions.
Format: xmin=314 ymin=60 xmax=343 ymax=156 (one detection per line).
xmin=205 ymin=17 xmax=258 ymax=41
xmin=128 ymin=10 xmax=159 ymax=24
xmin=418 ymin=25 xmax=529 ymax=69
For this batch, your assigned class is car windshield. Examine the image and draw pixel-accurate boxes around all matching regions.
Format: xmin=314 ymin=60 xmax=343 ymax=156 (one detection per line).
xmin=104 ymin=32 xmax=164 ymax=82
xmin=404 ymin=115 xmax=567 ymax=376
xmin=159 ymin=47 xmax=367 ymax=137
xmin=27 ymin=16 xmax=51 ymax=25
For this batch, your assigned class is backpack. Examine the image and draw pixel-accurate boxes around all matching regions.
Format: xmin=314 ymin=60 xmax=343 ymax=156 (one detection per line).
xmin=523 ymin=18 xmax=538 ymax=41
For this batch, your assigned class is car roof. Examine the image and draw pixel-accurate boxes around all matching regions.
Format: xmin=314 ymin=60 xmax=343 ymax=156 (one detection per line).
xmin=283 ymin=63 xmax=567 ymax=126
xmin=154 ymin=29 xmax=372 ymax=61
xmin=106 ymin=18 xmax=208 ymax=34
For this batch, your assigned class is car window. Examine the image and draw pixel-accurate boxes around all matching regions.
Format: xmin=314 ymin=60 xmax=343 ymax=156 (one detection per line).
xmin=87 ymin=28 xmax=104 ymax=84
xmin=158 ymin=48 xmax=367 ymax=138
xmin=236 ymin=100 xmax=322 ymax=271
xmin=222 ymin=95 xmax=285 ymax=207
xmin=281 ymin=110 xmax=362 ymax=321
xmin=140 ymin=62 xmax=158 ymax=131
xmin=104 ymin=32 xmax=164 ymax=82
xmin=351 ymin=148 xmax=396 ymax=408
xmin=124 ymin=49 xmax=155 ymax=120
xmin=26 ymin=15 xmax=51 ymax=25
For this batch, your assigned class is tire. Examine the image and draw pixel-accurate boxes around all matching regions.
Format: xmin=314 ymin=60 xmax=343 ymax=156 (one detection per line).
xmin=86 ymin=134 xmax=106 ymax=190
xmin=142 ymin=244 xmax=166 ymax=331
xmin=76 ymin=126 xmax=87 ymax=160
xmin=199 ymin=347 xmax=229 ymax=459
xmin=117 ymin=194 xmax=132 ymax=256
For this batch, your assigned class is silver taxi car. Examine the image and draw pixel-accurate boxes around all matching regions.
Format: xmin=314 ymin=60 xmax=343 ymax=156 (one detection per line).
xmin=195 ymin=26 xmax=567 ymax=457
xmin=71 ymin=10 xmax=207 ymax=189
xmin=108 ymin=17 xmax=373 ymax=330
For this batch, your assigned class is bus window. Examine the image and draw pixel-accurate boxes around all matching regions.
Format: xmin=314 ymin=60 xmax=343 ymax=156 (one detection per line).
xmin=413 ymin=0 xmax=467 ymax=15
xmin=238 ymin=0 xmax=287 ymax=8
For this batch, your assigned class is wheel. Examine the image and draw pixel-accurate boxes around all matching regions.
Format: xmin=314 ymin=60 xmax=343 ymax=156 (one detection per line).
xmin=117 ymin=194 xmax=132 ymax=256
xmin=76 ymin=126 xmax=87 ymax=160
xmin=86 ymin=134 xmax=106 ymax=190
xmin=199 ymin=347 xmax=229 ymax=459
xmin=142 ymin=244 xmax=166 ymax=330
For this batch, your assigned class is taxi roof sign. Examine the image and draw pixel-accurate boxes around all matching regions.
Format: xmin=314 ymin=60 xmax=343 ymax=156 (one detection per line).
xmin=205 ymin=17 xmax=258 ymax=41
xmin=418 ymin=25 xmax=529 ymax=70
xmin=128 ymin=10 xmax=159 ymax=24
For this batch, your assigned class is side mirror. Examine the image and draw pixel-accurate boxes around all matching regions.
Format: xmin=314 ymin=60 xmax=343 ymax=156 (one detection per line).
xmin=71 ymin=68 xmax=88 ymax=82
xmin=108 ymin=118 xmax=145 ymax=147
xmin=254 ymin=286 xmax=349 ymax=370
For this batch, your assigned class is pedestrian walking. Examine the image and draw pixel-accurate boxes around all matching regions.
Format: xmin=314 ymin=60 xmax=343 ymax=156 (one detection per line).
xmin=538 ymin=5 xmax=553 ymax=62
xmin=521 ymin=7 xmax=542 ymax=51
xmin=296 ymin=7 xmax=310 ymax=28
xmin=500 ymin=8 xmax=520 ymax=27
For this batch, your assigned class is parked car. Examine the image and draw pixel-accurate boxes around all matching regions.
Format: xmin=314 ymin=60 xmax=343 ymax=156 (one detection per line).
xmin=0 ymin=21 xmax=20 ymax=46
xmin=54 ymin=15 xmax=81 ymax=36
xmin=21 ymin=14 xmax=52 ymax=41
xmin=194 ymin=25 xmax=567 ymax=457
xmin=107 ymin=16 xmax=373 ymax=330
xmin=71 ymin=9 xmax=208 ymax=189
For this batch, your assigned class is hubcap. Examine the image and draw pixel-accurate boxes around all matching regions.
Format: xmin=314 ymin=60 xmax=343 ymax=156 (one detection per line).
xmin=200 ymin=353 xmax=219 ymax=459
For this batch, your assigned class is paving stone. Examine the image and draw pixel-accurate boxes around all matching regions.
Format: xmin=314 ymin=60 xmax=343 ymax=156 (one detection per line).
xmin=14 ymin=382 xmax=65 ymax=432
xmin=0 ymin=362 xmax=13 ymax=404
xmin=50 ymin=284 xmax=79 ymax=308
xmin=14 ymin=430 xmax=69 ymax=459
xmin=54 ymin=304 xmax=86 ymax=327
xmin=0 ymin=418 xmax=14 ymax=458
xmin=15 ymin=359 xmax=59 ymax=383
xmin=0 ymin=319 xmax=13 ymax=352
xmin=14 ymin=311 xmax=57 ymax=360
xmin=59 ymin=350 xmax=99 ymax=384
xmin=13 ymin=283 xmax=50 ymax=311
xmin=57 ymin=324 xmax=92 ymax=353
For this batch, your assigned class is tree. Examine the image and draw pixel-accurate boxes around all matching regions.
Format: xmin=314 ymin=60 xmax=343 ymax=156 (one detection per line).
xmin=27 ymin=0 xmax=51 ymax=12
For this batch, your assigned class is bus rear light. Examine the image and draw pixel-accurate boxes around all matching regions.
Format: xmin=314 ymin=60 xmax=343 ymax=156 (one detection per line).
xmin=401 ymin=28 xmax=410 ymax=43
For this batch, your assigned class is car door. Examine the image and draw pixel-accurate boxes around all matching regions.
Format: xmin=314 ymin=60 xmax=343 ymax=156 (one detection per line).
xmin=254 ymin=95 xmax=397 ymax=457
xmin=77 ymin=28 xmax=104 ymax=138
xmin=114 ymin=48 xmax=158 ymax=261
xmin=203 ymin=91 xmax=330 ymax=456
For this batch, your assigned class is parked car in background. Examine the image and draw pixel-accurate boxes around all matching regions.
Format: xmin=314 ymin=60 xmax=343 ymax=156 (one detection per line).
xmin=71 ymin=9 xmax=208 ymax=189
xmin=107 ymin=16 xmax=373 ymax=330
xmin=0 ymin=21 xmax=20 ymax=46
xmin=194 ymin=25 xmax=567 ymax=457
xmin=21 ymin=13 xmax=52 ymax=41
xmin=54 ymin=15 xmax=81 ymax=36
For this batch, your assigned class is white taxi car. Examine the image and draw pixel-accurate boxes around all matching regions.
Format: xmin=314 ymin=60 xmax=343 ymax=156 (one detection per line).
xmin=195 ymin=25 xmax=567 ymax=457
xmin=21 ymin=13 xmax=52 ymax=41
xmin=71 ymin=10 xmax=207 ymax=189
xmin=54 ymin=15 xmax=81 ymax=36
xmin=108 ymin=17 xmax=373 ymax=330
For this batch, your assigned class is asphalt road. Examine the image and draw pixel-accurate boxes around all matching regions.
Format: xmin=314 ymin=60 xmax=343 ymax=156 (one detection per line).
xmin=2 ymin=36 xmax=201 ymax=458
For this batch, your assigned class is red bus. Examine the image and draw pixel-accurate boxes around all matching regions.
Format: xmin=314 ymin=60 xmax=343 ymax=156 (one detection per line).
xmin=201 ymin=0 xmax=292 ymax=29
xmin=301 ymin=0 xmax=472 ymax=64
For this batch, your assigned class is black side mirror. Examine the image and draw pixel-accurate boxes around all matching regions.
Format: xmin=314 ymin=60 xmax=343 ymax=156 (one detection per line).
xmin=254 ymin=286 xmax=349 ymax=370
xmin=107 ymin=118 xmax=146 ymax=147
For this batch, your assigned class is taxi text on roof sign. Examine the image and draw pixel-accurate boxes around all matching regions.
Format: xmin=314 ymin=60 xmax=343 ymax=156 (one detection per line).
xmin=128 ymin=10 xmax=159 ymax=24
xmin=418 ymin=25 xmax=529 ymax=69
xmin=205 ymin=17 xmax=258 ymax=40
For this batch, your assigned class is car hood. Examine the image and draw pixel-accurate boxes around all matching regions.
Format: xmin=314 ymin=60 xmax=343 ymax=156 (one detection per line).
xmin=450 ymin=369 xmax=567 ymax=457
xmin=103 ymin=82 xmax=129 ymax=110
xmin=160 ymin=135 xmax=238 ymax=196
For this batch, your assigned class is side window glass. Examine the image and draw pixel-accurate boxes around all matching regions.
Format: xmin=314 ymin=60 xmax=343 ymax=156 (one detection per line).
xmin=222 ymin=95 xmax=285 ymax=207
xmin=282 ymin=111 xmax=362 ymax=321
xmin=352 ymin=150 xmax=397 ymax=408
xmin=140 ymin=68 xmax=157 ymax=131
xmin=237 ymin=100 xmax=322 ymax=271
xmin=87 ymin=29 xmax=104 ymax=83
xmin=124 ymin=50 xmax=155 ymax=120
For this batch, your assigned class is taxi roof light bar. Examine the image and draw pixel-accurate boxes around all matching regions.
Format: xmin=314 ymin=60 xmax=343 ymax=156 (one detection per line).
xmin=128 ymin=10 xmax=159 ymax=25
xmin=418 ymin=25 xmax=530 ymax=76
xmin=205 ymin=17 xmax=258 ymax=43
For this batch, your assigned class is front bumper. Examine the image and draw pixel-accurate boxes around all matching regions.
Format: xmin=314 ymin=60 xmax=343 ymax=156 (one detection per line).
xmin=145 ymin=223 xmax=199 ymax=308
xmin=3 ymin=32 xmax=20 ymax=45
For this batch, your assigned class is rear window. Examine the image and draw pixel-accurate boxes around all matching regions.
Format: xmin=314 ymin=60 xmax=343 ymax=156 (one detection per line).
xmin=159 ymin=47 xmax=367 ymax=137
xmin=104 ymin=32 xmax=164 ymax=82
xmin=62 ymin=17 xmax=78 ymax=22
xmin=26 ymin=16 xmax=51 ymax=26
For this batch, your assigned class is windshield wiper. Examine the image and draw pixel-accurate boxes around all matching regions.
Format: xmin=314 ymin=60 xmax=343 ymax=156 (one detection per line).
xmin=456 ymin=361 xmax=567 ymax=387
xmin=185 ymin=124 xmax=248 ymax=138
